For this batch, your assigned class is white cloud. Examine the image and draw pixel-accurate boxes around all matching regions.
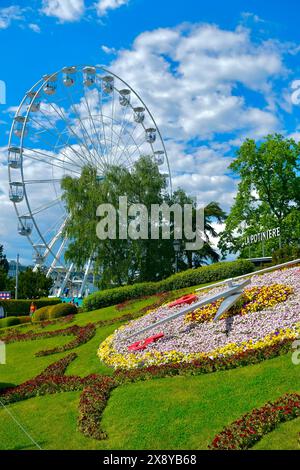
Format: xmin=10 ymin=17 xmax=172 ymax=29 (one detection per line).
xmin=41 ymin=0 xmax=85 ymax=22
xmin=101 ymin=44 xmax=117 ymax=54
xmin=28 ymin=23 xmax=41 ymax=33
xmin=1 ymin=20 xmax=295 ymax=263
xmin=0 ymin=6 xmax=24 ymax=29
xmin=96 ymin=0 xmax=129 ymax=16
xmin=107 ymin=23 xmax=286 ymax=207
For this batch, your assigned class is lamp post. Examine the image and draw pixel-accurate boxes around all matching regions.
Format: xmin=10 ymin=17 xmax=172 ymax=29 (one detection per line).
xmin=173 ymin=239 xmax=181 ymax=273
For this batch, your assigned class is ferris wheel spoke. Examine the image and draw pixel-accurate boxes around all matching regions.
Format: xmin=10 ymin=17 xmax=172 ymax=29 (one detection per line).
xmin=111 ymin=120 xmax=140 ymax=167
xmin=46 ymin=102 xmax=98 ymax=168
xmin=23 ymin=178 xmax=63 ymax=184
xmin=34 ymin=214 xmax=66 ymax=252
xmin=114 ymin=127 xmax=145 ymax=168
xmin=22 ymin=196 xmax=62 ymax=217
xmin=81 ymin=92 xmax=108 ymax=173
xmin=109 ymin=100 xmax=130 ymax=164
xmin=110 ymin=131 xmax=136 ymax=170
xmin=22 ymin=148 xmax=82 ymax=175
xmin=26 ymin=112 xmax=89 ymax=169
xmin=109 ymin=86 xmax=116 ymax=165
xmin=64 ymin=88 xmax=100 ymax=169
xmin=33 ymin=213 xmax=66 ymax=244
xmin=94 ymin=78 xmax=111 ymax=167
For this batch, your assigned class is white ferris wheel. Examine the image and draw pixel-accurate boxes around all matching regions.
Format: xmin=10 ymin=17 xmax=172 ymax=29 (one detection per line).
xmin=7 ymin=65 xmax=172 ymax=297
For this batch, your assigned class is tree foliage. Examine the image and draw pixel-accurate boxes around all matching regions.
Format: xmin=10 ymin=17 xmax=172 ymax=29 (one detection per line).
xmin=18 ymin=268 xmax=53 ymax=299
xmin=219 ymin=134 xmax=300 ymax=257
xmin=0 ymin=245 xmax=12 ymax=292
xmin=62 ymin=156 xmax=225 ymax=288
xmin=0 ymin=244 xmax=9 ymax=274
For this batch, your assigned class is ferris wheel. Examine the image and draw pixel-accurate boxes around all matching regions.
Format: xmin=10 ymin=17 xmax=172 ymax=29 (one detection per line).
xmin=7 ymin=65 xmax=172 ymax=297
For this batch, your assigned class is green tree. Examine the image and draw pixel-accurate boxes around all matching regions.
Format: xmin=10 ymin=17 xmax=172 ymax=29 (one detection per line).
xmin=171 ymin=190 xmax=226 ymax=269
xmin=18 ymin=268 xmax=53 ymax=299
xmin=0 ymin=268 xmax=13 ymax=291
xmin=0 ymin=245 xmax=9 ymax=273
xmin=62 ymin=156 xmax=226 ymax=287
xmin=219 ymin=134 xmax=300 ymax=257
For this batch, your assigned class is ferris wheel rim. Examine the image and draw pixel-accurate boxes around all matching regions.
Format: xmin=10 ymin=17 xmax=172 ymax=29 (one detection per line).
xmin=7 ymin=64 xmax=173 ymax=275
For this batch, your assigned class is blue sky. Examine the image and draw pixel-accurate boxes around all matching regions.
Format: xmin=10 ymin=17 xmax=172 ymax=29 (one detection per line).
xmin=1 ymin=0 xmax=300 ymax=264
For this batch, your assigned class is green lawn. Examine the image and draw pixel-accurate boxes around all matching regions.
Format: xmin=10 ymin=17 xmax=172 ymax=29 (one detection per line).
xmin=0 ymin=352 xmax=298 ymax=450
xmin=252 ymin=417 xmax=300 ymax=450
xmin=0 ymin=282 xmax=299 ymax=450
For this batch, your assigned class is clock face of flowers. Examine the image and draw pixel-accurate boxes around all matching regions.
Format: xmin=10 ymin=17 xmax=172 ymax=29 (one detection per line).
xmin=98 ymin=267 xmax=300 ymax=370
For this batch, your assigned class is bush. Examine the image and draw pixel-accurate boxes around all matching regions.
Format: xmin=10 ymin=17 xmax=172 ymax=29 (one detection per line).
xmin=0 ymin=298 xmax=61 ymax=317
xmin=272 ymin=245 xmax=300 ymax=264
xmin=32 ymin=306 xmax=51 ymax=323
xmin=18 ymin=316 xmax=32 ymax=324
xmin=32 ymin=303 xmax=78 ymax=322
xmin=0 ymin=317 xmax=21 ymax=329
xmin=83 ymin=260 xmax=254 ymax=312
xmin=48 ymin=303 xmax=78 ymax=319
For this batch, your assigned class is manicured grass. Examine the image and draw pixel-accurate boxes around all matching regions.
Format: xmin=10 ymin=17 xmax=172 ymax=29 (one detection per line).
xmin=101 ymin=352 xmax=299 ymax=450
xmin=0 ymin=351 xmax=298 ymax=450
xmin=0 ymin=295 xmax=162 ymax=384
xmin=0 ymin=278 xmax=298 ymax=450
xmin=0 ymin=336 xmax=69 ymax=388
xmin=252 ymin=417 xmax=300 ymax=450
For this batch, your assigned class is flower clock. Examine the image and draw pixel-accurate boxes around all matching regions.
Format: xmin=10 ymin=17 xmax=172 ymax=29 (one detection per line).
xmin=98 ymin=267 xmax=300 ymax=370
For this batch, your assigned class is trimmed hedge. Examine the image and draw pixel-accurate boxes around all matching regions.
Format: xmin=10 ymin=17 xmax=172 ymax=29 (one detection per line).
xmin=32 ymin=303 xmax=78 ymax=322
xmin=272 ymin=245 xmax=300 ymax=264
xmin=83 ymin=259 xmax=254 ymax=311
xmin=32 ymin=306 xmax=50 ymax=323
xmin=48 ymin=303 xmax=78 ymax=319
xmin=0 ymin=316 xmax=31 ymax=329
xmin=0 ymin=298 xmax=61 ymax=317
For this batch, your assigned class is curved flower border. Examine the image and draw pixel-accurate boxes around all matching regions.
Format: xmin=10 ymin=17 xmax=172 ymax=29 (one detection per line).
xmin=209 ymin=392 xmax=300 ymax=450
xmin=98 ymin=325 xmax=300 ymax=370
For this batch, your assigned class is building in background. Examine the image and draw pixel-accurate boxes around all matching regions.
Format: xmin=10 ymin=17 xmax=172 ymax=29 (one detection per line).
xmin=7 ymin=260 xmax=30 ymax=278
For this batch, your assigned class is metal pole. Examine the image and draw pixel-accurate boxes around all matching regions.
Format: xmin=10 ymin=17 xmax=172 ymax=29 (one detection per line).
xmin=196 ymin=257 xmax=300 ymax=293
xmin=15 ymin=253 xmax=19 ymax=300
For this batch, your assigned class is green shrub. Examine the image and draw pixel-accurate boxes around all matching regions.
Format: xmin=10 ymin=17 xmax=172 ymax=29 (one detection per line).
xmin=32 ymin=303 xmax=77 ymax=322
xmin=0 ymin=298 xmax=61 ymax=317
xmin=48 ymin=303 xmax=78 ymax=319
xmin=272 ymin=245 xmax=300 ymax=265
xmin=83 ymin=260 xmax=254 ymax=312
xmin=0 ymin=317 xmax=21 ymax=329
xmin=18 ymin=316 xmax=32 ymax=324
xmin=32 ymin=306 xmax=51 ymax=322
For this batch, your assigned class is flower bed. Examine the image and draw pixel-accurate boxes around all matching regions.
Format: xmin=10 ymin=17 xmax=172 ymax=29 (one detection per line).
xmin=78 ymin=377 xmax=117 ymax=440
xmin=209 ymin=392 xmax=300 ymax=450
xmin=185 ymin=284 xmax=293 ymax=323
xmin=98 ymin=267 xmax=300 ymax=369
